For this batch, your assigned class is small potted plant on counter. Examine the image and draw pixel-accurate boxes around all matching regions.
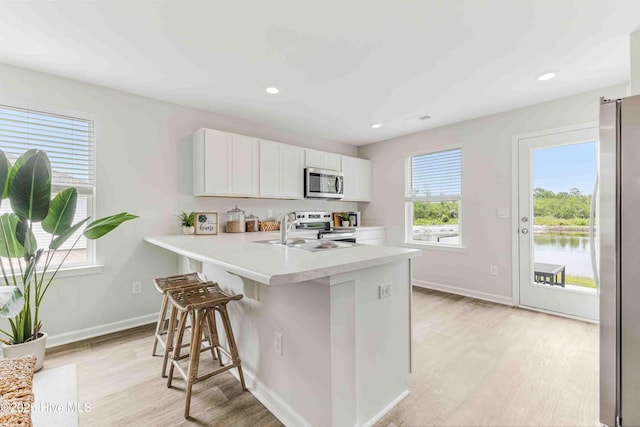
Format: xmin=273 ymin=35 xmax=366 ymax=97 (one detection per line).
xmin=339 ymin=212 xmax=350 ymax=227
xmin=177 ymin=211 xmax=195 ymax=234
xmin=0 ymin=149 xmax=137 ymax=371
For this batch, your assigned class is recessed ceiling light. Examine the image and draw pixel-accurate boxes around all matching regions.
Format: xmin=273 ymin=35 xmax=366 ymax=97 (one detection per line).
xmin=371 ymin=123 xmax=382 ymax=129
xmin=265 ymin=87 xmax=280 ymax=94
xmin=537 ymin=71 xmax=557 ymax=81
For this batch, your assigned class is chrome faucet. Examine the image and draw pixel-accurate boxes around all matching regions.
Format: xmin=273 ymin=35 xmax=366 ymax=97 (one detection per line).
xmin=280 ymin=213 xmax=299 ymax=244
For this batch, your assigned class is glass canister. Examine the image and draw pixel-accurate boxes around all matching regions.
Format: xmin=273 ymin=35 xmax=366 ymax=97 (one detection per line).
xmin=245 ymin=212 xmax=259 ymax=232
xmin=225 ymin=205 xmax=245 ymax=233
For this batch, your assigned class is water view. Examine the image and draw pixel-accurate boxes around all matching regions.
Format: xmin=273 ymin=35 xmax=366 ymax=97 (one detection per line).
xmin=531 ymin=141 xmax=597 ymax=289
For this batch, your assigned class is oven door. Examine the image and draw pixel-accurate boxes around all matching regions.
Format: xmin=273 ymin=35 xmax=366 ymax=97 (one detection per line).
xmin=305 ymin=168 xmax=344 ymax=199
xmin=318 ymin=230 xmax=356 ymax=242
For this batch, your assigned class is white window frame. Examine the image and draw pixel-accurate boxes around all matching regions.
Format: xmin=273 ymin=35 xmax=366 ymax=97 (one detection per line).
xmin=403 ymin=144 xmax=465 ymax=251
xmin=0 ymin=100 xmax=102 ymax=276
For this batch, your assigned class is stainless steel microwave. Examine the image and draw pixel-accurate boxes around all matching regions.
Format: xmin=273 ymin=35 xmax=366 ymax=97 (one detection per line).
xmin=304 ymin=168 xmax=344 ymax=199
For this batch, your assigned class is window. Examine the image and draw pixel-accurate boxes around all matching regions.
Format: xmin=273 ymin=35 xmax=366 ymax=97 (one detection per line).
xmin=0 ymin=104 xmax=95 ymax=267
xmin=405 ymin=147 xmax=462 ymax=246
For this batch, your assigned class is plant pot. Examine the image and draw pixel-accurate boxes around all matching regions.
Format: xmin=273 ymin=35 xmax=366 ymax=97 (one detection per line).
xmin=182 ymin=226 xmax=195 ymax=235
xmin=1 ymin=332 xmax=48 ymax=372
xmin=342 ymin=220 xmax=350 ymax=227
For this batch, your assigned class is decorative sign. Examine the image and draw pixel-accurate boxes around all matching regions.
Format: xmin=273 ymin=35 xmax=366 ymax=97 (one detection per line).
xmin=195 ymin=212 xmax=218 ymax=235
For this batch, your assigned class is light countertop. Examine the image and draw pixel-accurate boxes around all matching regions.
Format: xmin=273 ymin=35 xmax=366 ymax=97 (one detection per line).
xmin=144 ymin=232 xmax=419 ymax=285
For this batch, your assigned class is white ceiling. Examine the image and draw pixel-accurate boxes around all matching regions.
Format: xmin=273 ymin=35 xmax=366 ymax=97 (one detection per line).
xmin=0 ymin=1 xmax=639 ymax=145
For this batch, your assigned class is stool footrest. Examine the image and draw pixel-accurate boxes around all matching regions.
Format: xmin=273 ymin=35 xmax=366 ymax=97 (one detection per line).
xmin=192 ymin=364 xmax=237 ymax=385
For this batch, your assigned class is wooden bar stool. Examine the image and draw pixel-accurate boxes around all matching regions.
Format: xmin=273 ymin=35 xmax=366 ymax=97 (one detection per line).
xmin=166 ymin=283 xmax=246 ymax=419
xmin=152 ymin=273 xmax=206 ymax=376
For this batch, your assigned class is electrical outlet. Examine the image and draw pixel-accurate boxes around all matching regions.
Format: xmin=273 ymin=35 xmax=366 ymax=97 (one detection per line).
xmin=379 ymin=283 xmax=392 ymax=299
xmin=274 ymin=331 xmax=282 ymax=356
xmin=132 ymin=281 xmax=142 ymax=294
xmin=490 ymin=265 xmax=498 ymax=276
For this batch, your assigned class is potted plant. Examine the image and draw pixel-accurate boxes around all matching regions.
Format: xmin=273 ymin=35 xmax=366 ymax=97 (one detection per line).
xmin=339 ymin=212 xmax=350 ymax=227
xmin=177 ymin=211 xmax=195 ymax=234
xmin=338 ymin=212 xmax=349 ymax=227
xmin=0 ymin=149 xmax=137 ymax=371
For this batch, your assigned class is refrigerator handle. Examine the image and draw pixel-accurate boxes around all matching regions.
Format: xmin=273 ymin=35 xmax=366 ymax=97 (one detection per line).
xmin=590 ymin=173 xmax=600 ymax=293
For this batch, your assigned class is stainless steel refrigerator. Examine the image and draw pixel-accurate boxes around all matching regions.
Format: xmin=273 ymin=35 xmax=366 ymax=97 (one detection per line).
xmin=599 ymin=95 xmax=640 ymax=427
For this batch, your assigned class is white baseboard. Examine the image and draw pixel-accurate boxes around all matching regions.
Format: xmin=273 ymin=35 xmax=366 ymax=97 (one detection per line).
xmin=361 ymin=389 xmax=409 ymax=427
xmin=228 ymin=367 xmax=311 ymax=427
xmin=231 ymin=368 xmax=408 ymax=427
xmin=46 ymin=313 xmax=157 ymax=349
xmin=413 ymin=279 xmax=513 ymax=306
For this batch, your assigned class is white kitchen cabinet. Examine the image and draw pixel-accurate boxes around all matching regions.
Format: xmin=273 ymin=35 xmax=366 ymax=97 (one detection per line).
xmin=342 ymin=155 xmax=372 ymax=202
xmin=356 ymin=228 xmax=385 ymax=245
xmin=305 ymin=148 xmax=342 ymax=171
xmin=193 ymin=128 xmax=259 ymax=197
xmin=259 ymin=140 xmax=304 ymax=199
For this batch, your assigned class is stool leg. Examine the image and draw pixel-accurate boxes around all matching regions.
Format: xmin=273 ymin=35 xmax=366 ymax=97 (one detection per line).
xmin=219 ymin=305 xmax=246 ymax=391
xmin=152 ymin=293 xmax=169 ymax=356
xmin=167 ymin=311 xmax=188 ymax=387
xmin=162 ymin=304 xmax=178 ymax=378
xmin=185 ymin=308 xmax=204 ymax=419
xmin=205 ymin=309 xmax=223 ymax=364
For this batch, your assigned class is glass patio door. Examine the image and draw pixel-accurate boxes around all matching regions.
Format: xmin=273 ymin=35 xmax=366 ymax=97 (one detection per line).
xmin=517 ymin=127 xmax=599 ymax=321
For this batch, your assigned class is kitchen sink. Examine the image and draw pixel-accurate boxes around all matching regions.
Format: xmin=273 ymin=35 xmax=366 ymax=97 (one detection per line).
xmin=255 ymin=238 xmax=356 ymax=252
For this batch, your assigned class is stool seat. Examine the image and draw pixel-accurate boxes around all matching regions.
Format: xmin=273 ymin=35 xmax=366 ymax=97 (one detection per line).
xmin=167 ymin=283 xmax=243 ymax=311
xmin=153 ymin=272 xmax=203 ymax=293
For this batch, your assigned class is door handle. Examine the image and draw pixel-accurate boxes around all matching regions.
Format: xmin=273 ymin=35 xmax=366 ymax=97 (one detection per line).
xmin=521 ymin=228 xmax=529 ymax=234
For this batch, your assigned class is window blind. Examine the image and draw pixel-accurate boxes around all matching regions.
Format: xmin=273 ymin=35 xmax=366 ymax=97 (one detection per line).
xmin=0 ymin=105 xmax=95 ymax=195
xmin=407 ymin=148 xmax=461 ymax=201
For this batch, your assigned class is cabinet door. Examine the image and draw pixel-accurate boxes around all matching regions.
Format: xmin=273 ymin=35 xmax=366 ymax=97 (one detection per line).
xmin=357 ymin=158 xmax=371 ymax=202
xmin=259 ymin=140 xmax=282 ymax=197
xmin=305 ymin=148 xmax=342 ymax=171
xmin=322 ymin=152 xmax=342 ymax=171
xmin=231 ymin=134 xmax=259 ymax=196
xmin=281 ymin=144 xmax=304 ymax=198
xmin=341 ymin=156 xmax=371 ymax=202
xmin=341 ymin=155 xmax=357 ymax=200
xmin=203 ymin=129 xmax=232 ymax=195
xmin=305 ymin=149 xmax=323 ymax=168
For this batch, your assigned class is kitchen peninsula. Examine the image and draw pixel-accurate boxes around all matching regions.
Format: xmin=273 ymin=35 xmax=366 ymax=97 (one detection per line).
xmin=144 ymin=233 xmax=420 ymax=427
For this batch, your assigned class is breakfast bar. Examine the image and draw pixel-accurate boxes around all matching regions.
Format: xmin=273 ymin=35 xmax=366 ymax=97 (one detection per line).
xmin=145 ymin=233 xmax=420 ymax=427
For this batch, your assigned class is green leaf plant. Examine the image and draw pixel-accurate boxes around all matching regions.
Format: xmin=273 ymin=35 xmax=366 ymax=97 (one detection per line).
xmin=0 ymin=149 xmax=137 ymax=344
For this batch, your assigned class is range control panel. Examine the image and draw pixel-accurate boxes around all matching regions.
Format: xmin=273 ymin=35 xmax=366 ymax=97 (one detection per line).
xmin=294 ymin=211 xmax=332 ymax=223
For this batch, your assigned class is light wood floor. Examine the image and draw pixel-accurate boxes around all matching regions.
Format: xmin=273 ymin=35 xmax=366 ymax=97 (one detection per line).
xmin=45 ymin=325 xmax=282 ymax=426
xmin=377 ymin=288 xmax=599 ymax=427
xmin=46 ymin=288 xmax=599 ymax=426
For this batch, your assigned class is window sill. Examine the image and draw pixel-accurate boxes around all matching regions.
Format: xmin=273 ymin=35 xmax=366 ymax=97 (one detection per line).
xmin=1 ymin=264 xmax=104 ymax=284
xmin=402 ymin=242 xmax=467 ymax=253
xmin=36 ymin=264 xmax=104 ymax=280
xmin=16 ymin=264 xmax=104 ymax=279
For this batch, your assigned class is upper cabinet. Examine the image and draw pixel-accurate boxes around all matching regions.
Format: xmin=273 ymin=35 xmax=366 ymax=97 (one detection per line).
xmin=192 ymin=127 xmax=369 ymax=201
xmin=193 ymin=128 xmax=259 ymax=197
xmin=342 ymin=155 xmax=372 ymax=202
xmin=259 ymin=140 xmax=304 ymax=199
xmin=305 ymin=148 xmax=342 ymax=171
